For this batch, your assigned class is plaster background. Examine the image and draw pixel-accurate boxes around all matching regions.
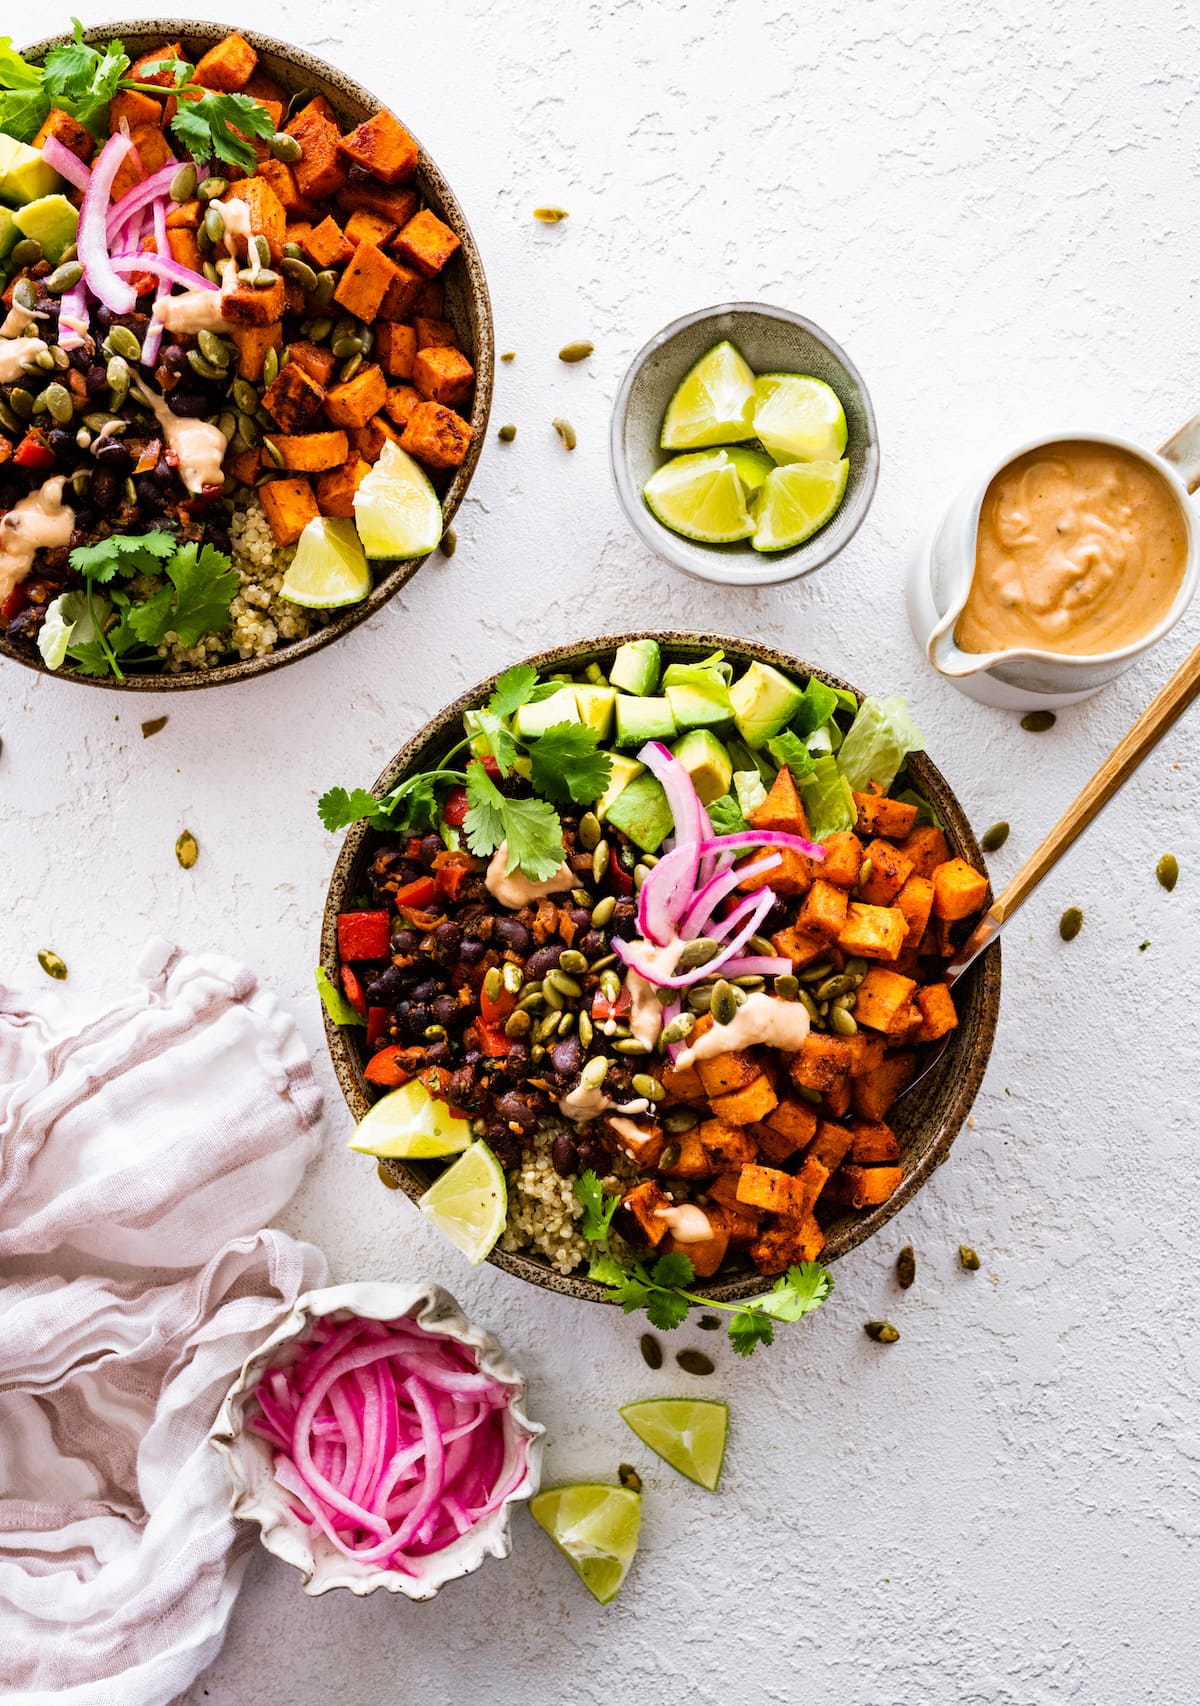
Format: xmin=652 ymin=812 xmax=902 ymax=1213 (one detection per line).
xmin=2 ymin=2 xmax=1198 ymax=1701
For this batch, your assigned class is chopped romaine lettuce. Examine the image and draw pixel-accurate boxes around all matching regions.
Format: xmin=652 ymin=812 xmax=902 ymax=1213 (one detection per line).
xmin=836 ymin=696 xmax=926 ymax=794
xmin=798 ymin=755 xmax=856 ymax=839
xmin=790 ymin=677 xmax=840 ymax=737
xmin=732 ymin=770 xmax=767 ymax=819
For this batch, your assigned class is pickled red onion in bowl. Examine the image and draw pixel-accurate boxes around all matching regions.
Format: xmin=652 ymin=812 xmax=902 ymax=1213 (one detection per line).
xmin=209 ymin=1282 xmax=544 ymax=1598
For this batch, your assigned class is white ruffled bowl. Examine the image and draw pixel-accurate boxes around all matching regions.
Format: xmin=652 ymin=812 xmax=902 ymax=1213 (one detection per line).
xmin=209 ymin=1280 xmax=545 ymax=1599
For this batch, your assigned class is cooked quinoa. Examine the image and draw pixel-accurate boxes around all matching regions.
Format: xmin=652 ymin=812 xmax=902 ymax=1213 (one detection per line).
xmin=501 ymin=1125 xmax=636 ymax=1276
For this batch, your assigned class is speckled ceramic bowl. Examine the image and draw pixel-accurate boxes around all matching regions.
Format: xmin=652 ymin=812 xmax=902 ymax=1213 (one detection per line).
xmin=209 ymin=1281 xmax=544 ymax=1599
xmin=4 ymin=19 xmax=493 ymax=692
xmin=321 ymin=633 xmax=1001 ymax=1307
xmin=611 ymin=304 xmax=879 ymax=586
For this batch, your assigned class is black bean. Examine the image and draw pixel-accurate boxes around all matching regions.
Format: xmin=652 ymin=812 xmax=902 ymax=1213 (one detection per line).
xmin=410 ymin=978 xmax=440 ymax=1003
xmin=89 ymin=469 xmax=117 ymax=511
xmin=458 ymin=940 xmax=485 ymax=966
xmin=526 ymin=946 xmax=563 ymax=979
xmin=431 ymin=920 xmax=461 ymax=963
xmin=162 ymin=344 xmax=188 ymax=376
xmin=612 ymin=900 xmax=637 ymax=931
xmin=94 ymin=438 xmax=132 ymax=470
xmin=486 ymin=1125 xmax=523 ymax=1168
xmin=425 ymin=1040 xmax=450 ymax=1064
xmin=494 ymin=918 xmax=531 ymax=954
xmin=419 ymin=834 xmax=443 ymax=868
xmin=46 ymin=428 xmax=74 ymax=462
xmin=84 ymin=364 xmax=109 ymax=397
xmin=445 ymin=1068 xmax=478 ymax=1109
xmin=135 ymin=477 xmax=163 ymax=510
xmin=575 ymin=1137 xmax=606 ymax=1173
xmin=463 ymin=913 xmax=495 ymax=944
xmin=569 ymin=907 xmax=592 ymax=931
xmin=551 ymin=1132 xmax=578 ymax=1176
xmin=365 ymin=965 xmax=406 ymax=1003
xmin=401 ymin=1004 xmax=432 ymax=1037
xmin=432 ymin=994 xmax=458 ymax=1027
xmin=165 ymin=389 xmax=211 ymax=418
xmin=391 ymin=927 xmax=419 ymax=955
xmin=578 ymin=930 xmax=606 ymax=958
xmin=497 ymin=1041 xmax=529 ymax=1076
xmin=550 ymin=1034 xmax=583 ymax=1078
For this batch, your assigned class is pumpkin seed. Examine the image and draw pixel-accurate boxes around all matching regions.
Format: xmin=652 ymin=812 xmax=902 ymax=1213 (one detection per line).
xmin=215 ymin=409 xmax=238 ymax=442
xmin=639 ymin=1332 xmax=663 ymax=1369
xmin=268 ymin=131 xmax=303 ymax=164
xmin=483 ymin=966 xmax=503 ymax=1004
xmin=1156 ymin=852 xmax=1179 ymax=891
xmin=141 ymin=717 xmax=168 ymax=739
xmin=660 ymin=1012 xmax=696 ymax=1047
xmin=542 ymin=981 xmax=565 ymax=1011
xmin=816 ymin=972 xmax=858 ymax=1002
xmin=658 ymin=1143 xmax=680 ymax=1170
xmin=424 ymin=1024 xmax=446 ymax=1041
xmin=546 ymin=969 xmax=582 ymax=998
xmin=70 ymin=468 xmax=90 ymax=501
xmin=38 ymin=949 xmax=68 ymax=980
xmin=599 ymin=969 xmax=622 ymax=1003
xmin=229 ymin=378 xmax=258 ymax=415
xmin=794 ymin=1083 xmax=822 ymax=1105
xmin=591 ymin=895 xmax=615 ymax=929
xmin=339 ymin=353 xmax=364 ymax=383
xmin=530 ymin=1044 xmax=547 ymax=1065
xmin=577 ymin=810 xmax=601 ymax=851
xmin=578 ymin=1011 xmax=594 ymax=1049
xmin=250 ymin=269 xmax=278 ymax=290
xmin=662 ymin=1107 xmax=698 ymax=1135
xmin=1059 ymin=906 xmax=1083 ymax=941
xmin=236 ymin=415 xmax=263 ymax=451
xmin=203 ymin=205 xmax=226 ymax=245
xmin=306 ymin=317 xmax=333 ymax=342
xmin=558 ymin=340 xmax=594 ymax=363
xmin=533 ymin=206 xmax=569 ymax=222
xmin=0 ymin=399 xmax=20 ymax=433
xmin=202 ymin=260 xmax=221 ymax=285
xmin=687 ymin=985 xmax=715 ymax=1013
xmin=591 ymin=838 xmax=609 ymax=884
xmin=553 ymin=416 xmax=576 ymax=449
xmin=676 ymin=1349 xmax=715 ymax=1377
xmin=580 ymin=1055 xmax=610 ymax=1088
xmin=248 ymin=234 xmax=270 ymax=269
xmin=617 ymin=1462 xmax=643 ymax=1493
xmin=83 ymin=412 xmax=124 ymax=433
xmin=51 ymin=345 xmax=70 ymax=370
xmin=193 ymin=330 xmax=229 ymax=370
xmin=896 ymin=1245 xmax=916 ymax=1289
xmin=8 ymin=387 xmax=33 ymax=420
xmin=732 ymin=974 xmax=764 ymax=990
xmin=590 ymin=953 xmax=617 ymax=971
xmin=107 ymin=324 xmax=142 ymax=363
xmin=773 ymin=973 xmax=799 ymax=999
xmin=981 ymin=821 xmax=1010 ymax=852
xmin=676 ymin=938 xmax=720 ymax=971
xmin=959 ymin=1245 xmax=981 ymax=1271
xmin=830 ymin=1005 xmax=858 ymax=1036
xmin=534 ymin=1012 xmax=561 ymax=1043
xmin=631 ymin=1073 xmax=665 ymax=1101
xmin=44 ymin=260 xmax=83 ymax=296
xmin=503 ymin=1009 xmax=531 ymax=1038
xmin=711 ymin=979 xmax=738 ymax=1026
xmin=856 ymin=858 xmax=875 ymax=889
xmin=1020 ymin=709 xmax=1057 ymax=732
xmin=186 ymin=351 xmax=225 ymax=381
xmin=864 ymin=1321 xmax=900 ymax=1344
xmin=262 ymin=347 xmax=280 ymax=387
xmin=799 ymin=960 xmax=834 ymax=984
xmin=311 ymin=270 xmax=337 ymax=309
xmin=613 ymin=1038 xmax=650 ymax=1055
xmin=497 ymin=423 xmax=517 ymax=442
xmin=10 ymin=237 xmax=42 ymax=268
xmin=438 ymin=527 xmax=457 ymax=558
xmin=376 ymin=1159 xmax=402 ymax=1190
xmin=844 ymin=956 xmax=869 ymax=980
xmin=515 ymin=990 xmax=545 ymax=1014
xmin=12 ymin=276 xmax=38 ymax=309
xmin=262 ymin=436 xmax=285 ymax=468
xmin=281 ymin=255 xmax=318 ymax=293
xmin=42 ymin=383 xmax=72 ymax=424
xmin=557 ymin=1010 xmax=577 ymax=1035
xmin=571 ymin=887 xmax=592 ymax=908
xmin=197 ymin=176 xmax=228 ymax=202
xmin=502 ymin=961 xmax=524 ymax=994
xmin=558 ymin=949 xmax=589 ymax=976
xmin=633 ymin=863 xmax=651 ymax=893
xmin=169 ymin=162 xmax=198 ymax=202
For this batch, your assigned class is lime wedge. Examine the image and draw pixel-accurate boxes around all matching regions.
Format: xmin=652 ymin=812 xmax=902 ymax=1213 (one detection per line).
xmin=660 ymin=341 xmax=757 ymax=449
xmin=643 ymin=450 xmax=754 ymax=544
xmin=529 ymin=1483 xmax=642 ymax=1604
xmin=280 ymin=517 xmax=372 ymax=608
xmin=751 ymin=458 xmax=849 ymax=552
xmin=417 ymin=1140 xmax=506 ymax=1263
xmin=619 ymin=1398 xmax=728 ymax=1491
xmin=349 ymin=1078 xmax=472 ymax=1160
xmin=353 ymin=439 xmax=443 ymax=559
xmin=753 ymin=373 xmax=847 ymax=465
xmin=723 ymin=445 xmax=776 ymax=496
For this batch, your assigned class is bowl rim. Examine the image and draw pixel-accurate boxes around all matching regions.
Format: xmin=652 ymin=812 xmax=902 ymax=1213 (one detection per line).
xmin=4 ymin=17 xmax=494 ymax=693
xmin=609 ymin=302 xmax=880 ymax=588
xmin=320 ymin=630 xmax=1001 ymax=1307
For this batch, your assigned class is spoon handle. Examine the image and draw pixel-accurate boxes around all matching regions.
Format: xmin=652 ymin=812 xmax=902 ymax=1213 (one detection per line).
xmin=989 ymin=637 xmax=1200 ymax=925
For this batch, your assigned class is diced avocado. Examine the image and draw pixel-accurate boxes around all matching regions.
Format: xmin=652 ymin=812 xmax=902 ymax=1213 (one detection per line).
xmin=672 ymin=728 xmax=732 ymax=806
xmin=0 ymin=207 xmax=17 ymax=261
xmin=575 ymin=684 xmax=616 ymax=741
xmin=665 ymin=679 xmax=733 ymax=731
xmin=604 ymin=772 xmax=674 ymax=853
xmin=728 ymin=660 xmax=806 ymax=748
xmin=614 ymin=694 xmax=676 ymax=748
xmin=12 ymin=195 xmax=79 ymax=265
xmin=733 ymin=769 xmax=767 ymax=818
xmin=513 ymin=687 xmax=580 ymax=740
xmin=609 ymin=638 xmax=661 ymax=696
xmin=597 ymin=754 xmax=644 ymax=820
xmin=0 ymin=140 xmax=63 ymax=208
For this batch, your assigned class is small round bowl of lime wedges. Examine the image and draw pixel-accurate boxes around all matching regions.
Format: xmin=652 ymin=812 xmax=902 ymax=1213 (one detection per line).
xmin=610 ymin=304 xmax=879 ymax=586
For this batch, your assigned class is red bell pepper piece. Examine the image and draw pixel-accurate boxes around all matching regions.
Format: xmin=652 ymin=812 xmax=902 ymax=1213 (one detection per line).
xmin=405 ymin=838 xmax=424 ymax=858
xmin=442 ymin=786 xmax=469 ymax=827
xmin=393 ymin=876 xmax=439 ymax=910
xmin=434 ymin=852 xmax=473 ymax=901
xmin=13 ymin=430 xmax=55 ymax=469
xmin=1 ymin=585 xmax=27 ymax=623
xmin=478 ymin=1022 xmax=513 ymax=1058
xmin=366 ymin=1006 xmax=389 ymax=1048
xmin=363 ymin=1045 xmax=413 ymax=1087
xmin=592 ymin=981 xmax=631 ymax=1022
xmin=340 ymin=963 xmax=367 ymax=1018
xmin=608 ymin=846 xmax=633 ymax=896
xmin=337 ymin=909 xmax=391 ymax=960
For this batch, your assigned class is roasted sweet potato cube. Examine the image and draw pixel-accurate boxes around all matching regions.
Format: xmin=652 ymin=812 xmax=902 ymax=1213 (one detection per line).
xmin=110 ymin=126 xmax=176 ymax=201
xmin=378 ymin=262 xmax=426 ymax=321
xmin=709 ymin=1074 xmax=779 ymax=1127
xmin=166 ymin=227 xmax=204 ymax=274
xmin=413 ymin=345 xmax=475 ymax=410
xmin=384 ymin=384 xmax=420 ymax=429
xmin=932 ymin=858 xmax=989 ymax=922
xmin=752 ymin=1215 xmax=821 ymax=1274
xmin=287 ymin=340 xmax=338 ymax=387
xmin=761 ymin=1097 xmax=819 ymax=1155
xmin=270 ymin=431 xmax=349 ymax=472
xmin=286 ymin=101 xmax=348 ymax=200
xmin=399 ymin=401 xmax=474 ymax=469
xmin=751 ymin=1123 xmax=798 ymax=1165
xmin=848 ymin=1119 xmax=900 ymax=1165
xmin=193 ymin=31 xmax=257 ymax=90
xmin=847 ymin=1032 xmax=887 ymax=1078
xmin=739 ymin=845 xmax=814 ymax=897
xmin=338 ymin=109 xmax=419 ymax=185
xmin=244 ymin=68 xmax=288 ymax=107
xmin=659 ymin=1129 xmax=714 ymax=1180
xmin=231 ymin=175 xmax=286 ymax=262
xmin=412 ymin=277 xmax=445 ymax=318
xmin=108 ymin=89 xmax=162 ymax=135
xmin=837 ymin=1163 xmax=902 ymax=1209
xmin=621 ymin=1180 xmax=672 ymax=1247
xmin=226 ymin=321 xmax=281 ymax=382
xmin=896 ymin=824 xmax=950 ymax=879
xmin=797 ymin=878 xmax=849 ymax=944
xmin=607 ymin=1116 xmax=666 ymax=1170
xmin=770 ymin=924 xmax=830 ymax=969
xmin=817 ymin=831 xmax=864 ymax=888
xmin=853 ymin=791 xmax=919 ymax=841
xmin=750 ymin=766 xmax=811 ymax=837
xmin=707 ymin=1196 xmax=759 ymax=1247
xmin=853 ymin=967 xmax=918 ymax=1034
xmin=224 ymin=446 xmax=262 ymax=486
xmin=806 ymin=1118 xmax=854 ymax=1173
xmin=894 ymin=874 xmax=935 ymax=951
xmin=333 ymin=240 xmax=400 ymax=321
xmin=394 ymin=208 xmax=461 ymax=276
xmin=301 ymin=215 xmax=353 ymax=270
xmin=665 ymin=1213 xmax=730 ymax=1279
xmin=130 ymin=42 xmax=183 ymax=87
xmin=659 ymin=1058 xmax=705 ymax=1105
xmin=838 ymin=902 xmax=907 ymax=963
xmin=858 ymin=838 xmax=915 ymax=906
xmin=338 ymin=180 xmax=420 ymax=226
xmin=253 ymin=158 xmax=308 ymax=217
xmin=349 ymin=414 xmax=403 ymax=463
xmin=413 ymin=316 xmax=459 ymax=350
xmin=324 ymin=363 xmax=389 ymax=430
xmin=737 ymin=1164 xmax=806 ymax=1215
xmin=165 ymin=198 xmax=201 ymax=229
xmin=695 ymin=1048 xmax=760 ymax=1099
xmin=915 ymin=983 xmax=959 ymax=1043
xmin=222 ymin=274 xmax=286 ymax=327
xmin=316 ymin=457 xmax=371 ymax=519
xmin=790 ymin=1032 xmax=854 ymax=1093
xmin=824 ymin=1076 xmax=852 ymax=1117
xmin=262 ymin=361 xmax=326 ymax=431
xmin=344 ymin=208 xmax=398 ymax=248
xmin=258 ymin=476 xmax=318 ymax=546
xmin=852 ymin=1051 xmax=914 ymax=1119
xmin=34 ymin=107 xmax=95 ymax=163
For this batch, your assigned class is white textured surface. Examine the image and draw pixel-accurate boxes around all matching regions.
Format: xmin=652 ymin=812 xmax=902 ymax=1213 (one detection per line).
xmin=3 ymin=2 xmax=1199 ymax=1701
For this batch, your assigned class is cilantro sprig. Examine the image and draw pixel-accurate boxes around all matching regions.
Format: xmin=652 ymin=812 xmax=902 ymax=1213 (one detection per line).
xmin=62 ymin=531 xmax=237 ymax=681
xmin=573 ymin=1170 xmax=834 ymax=1356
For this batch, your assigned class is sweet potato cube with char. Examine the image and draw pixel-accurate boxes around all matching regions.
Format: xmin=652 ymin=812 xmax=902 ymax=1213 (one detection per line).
xmin=33 ymin=108 xmax=95 ymax=163
xmin=853 ymin=791 xmax=919 ymax=841
xmin=225 ymin=446 xmax=262 ymax=486
xmin=837 ymin=1163 xmax=902 ymax=1209
xmin=413 ymin=345 xmax=475 ymax=410
xmin=317 ymin=458 xmax=371 ymax=518
xmin=193 ymin=32 xmax=258 ymax=90
xmin=770 ymin=924 xmax=830 ymax=970
xmin=414 ymin=316 xmax=459 ymax=350
xmin=222 ymin=274 xmax=286 ymax=327
xmin=737 ymin=1164 xmax=804 ymax=1216
xmin=338 ymin=110 xmax=419 ymax=185
xmin=393 ymin=208 xmax=461 ymax=276
xmin=665 ymin=1212 xmax=730 ymax=1279
xmin=852 ymin=1051 xmax=915 ymax=1119
xmin=129 ymin=42 xmax=183 ymax=87
xmin=384 ymin=384 xmax=420 ymax=429
xmin=848 ymin=1119 xmax=900 ymax=1165
xmin=338 ymin=180 xmax=420 ymax=226
xmin=797 ymin=878 xmax=849 ymax=944
xmin=853 ymin=967 xmax=918 ymax=1034
xmin=263 ymin=361 xmax=326 ymax=432
xmin=750 ymin=765 xmax=811 ymax=837
xmin=324 ymin=363 xmax=389 ymax=430
xmin=255 ymin=158 xmax=309 ymax=217
xmin=229 ymin=176 xmax=286 ymax=261
xmin=896 ymin=824 xmax=950 ymax=879
xmin=847 ymin=1032 xmax=887 ymax=1078
xmin=110 ymin=126 xmax=176 ymax=201
xmin=302 ymin=215 xmax=353 ymax=270
xmin=694 ymin=1045 xmax=759 ymax=1100
xmin=258 ymin=476 xmax=319 ymax=546
xmin=759 ymin=1097 xmax=818 ymax=1158
xmin=838 ymin=902 xmax=907 ymax=963
xmin=659 ymin=1058 xmax=705 ymax=1105
xmin=915 ymin=983 xmax=959 ymax=1043
xmin=287 ymin=340 xmax=338 ymax=387
xmin=658 ymin=1128 xmax=714 ymax=1180
xmin=378 ymin=262 xmax=426 ymax=321
xmin=706 ymin=1179 xmax=760 ymax=1246
xmin=166 ymin=227 xmax=203 ymax=274
xmin=932 ymin=858 xmax=989 ymax=922
xmin=790 ymin=1032 xmax=854 ymax=1093
xmin=399 ymin=401 xmax=474 ymax=469
xmin=824 ymin=1077 xmax=852 ymax=1117
xmin=817 ymin=831 xmax=864 ymax=888
xmin=165 ymin=198 xmax=201 ymax=229
xmin=894 ymin=874 xmax=935 ymax=951
xmin=621 ymin=1180 xmax=672 ymax=1248
xmin=286 ymin=100 xmax=349 ymax=200
xmin=334 ymin=240 xmax=400 ymax=321
xmin=858 ymin=838 xmax=914 ymax=907
xmin=738 ymin=841 xmax=814 ymax=896
xmin=806 ymin=1118 xmax=855 ymax=1173
xmin=607 ymin=1117 xmax=665 ymax=1171
xmin=709 ymin=1076 xmax=780 ymax=1128
xmin=349 ymin=415 xmax=403 ymax=463
xmin=751 ymin=1213 xmax=825 ymax=1274
xmin=108 ymin=89 xmax=162 ymax=135
xmin=270 ymin=431 xmax=350 ymax=472
xmin=344 ymin=208 xmax=398 ymax=249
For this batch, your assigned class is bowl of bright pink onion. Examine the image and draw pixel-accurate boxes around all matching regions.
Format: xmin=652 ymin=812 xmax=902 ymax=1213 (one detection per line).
xmin=209 ymin=1281 xmax=544 ymax=1598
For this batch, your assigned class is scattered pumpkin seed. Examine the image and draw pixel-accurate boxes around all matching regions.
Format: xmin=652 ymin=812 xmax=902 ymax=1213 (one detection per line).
xmin=534 ymin=1011 xmax=561 ymax=1043
xmin=533 ymin=206 xmax=569 ymax=222
xmin=676 ymin=937 xmax=720 ymax=971
xmin=438 ymin=526 xmax=457 ymax=558
xmin=676 ymin=1349 xmax=715 ymax=1377
xmin=794 ymin=1083 xmax=822 ymax=1106
xmin=10 ymin=237 xmax=41 ymax=269
xmin=309 ymin=270 xmax=336 ymax=309
xmin=577 ymin=810 xmax=601 ymax=852
xmin=558 ymin=948 xmax=589 ymax=976
xmin=959 ymin=1245 xmax=981 ymax=1271
xmin=815 ymin=971 xmax=858 ymax=1002
xmin=773 ymin=973 xmax=799 ymax=999
xmin=556 ymin=1010 xmax=576 ymax=1036
xmin=558 ymin=340 xmax=593 ymax=363
xmin=1020 ymin=709 xmax=1056 ymax=732
xmin=503 ymin=1009 xmax=532 ymax=1038
xmin=141 ymin=716 xmax=168 ymax=739
xmin=830 ymin=1005 xmax=858 ymax=1036
xmin=864 ymin=1321 xmax=900 ymax=1343
xmin=571 ymin=886 xmax=593 ymax=908
xmin=107 ymin=324 xmax=142 ymax=364
xmin=306 ymin=316 xmax=333 ymax=343
xmin=553 ymin=416 xmax=577 ymax=449
xmin=377 ymin=1160 xmax=401 ymax=1190
xmin=541 ymin=980 xmax=565 ymax=1011
xmin=662 ymin=1106 xmax=698 ymax=1135
xmin=617 ymin=1462 xmax=643 ymax=1493
xmin=202 ymin=260 xmax=221 ymax=285
xmin=339 ymin=352 xmax=363 ymax=383
xmin=580 ymin=1055 xmax=610 ymax=1089
xmin=631 ymin=1073 xmax=665 ymax=1101
xmin=578 ymin=1011 xmax=594 ymax=1048
xmin=263 ymin=437 xmax=285 ymax=468
xmin=0 ymin=398 xmax=21 ymax=433
xmin=639 ymin=1333 xmax=663 ymax=1370
xmin=1059 ymin=906 xmax=1083 ymax=941
xmin=799 ymin=960 xmax=834 ymax=984
xmin=697 ymin=1314 xmax=721 ymax=1332
xmin=856 ymin=858 xmax=875 ymax=890
xmin=711 ymin=979 xmax=738 ymax=1026
xmin=175 ymin=829 xmax=199 ymax=869
xmin=981 ymin=821 xmax=1010 ymax=852
xmin=613 ymin=1037 xmax=650 ymax=1055
xmin=44 ymin=260 xmax=83 ymax=296
xmin=483 ymin=966 xmax=504 ymax=1004
xmin=497 ymin=423 xmax=517 ymax=441
xmin=500 ymin=350 xmax=516 ymax=361
xmin=197 ymin=176 xmax=228 ymax=202
xmin=588 ymin=894 xmax=615 ymax=930
xmin=660 ymin=1012 xmax=696 ymax=1047
xmin=268 ymin=131 xmax=303 ymax=164
xmin=895 ymin=1245 xmax=916 ymax=1289
xmin=8 ymin=388 xmax=33 ymax=420
xmin=169 ymin=162 xmax=198 ymax=202
xmin=502 ymin=961 xmax=525 ymax=995
xmin=546 ymin=968 xmax=582 ymax=998
xmin=599 ymin=969 xmax=622 ymax=1003
xmin=42 ymin=383 xmax=73 ymax=424
xmin=591 ymin=838 xmax=609 ymax=884
xmin=203 ymin=205 xmax=226 ymax=245
xmin=38 ymin=950 xmax=68 ymax=980
xmin=262 ymin=347 xmax=280 ymax=388
xmin=12 ymin=276 xmax=38 ymax=309
xmin=281 ymin=255 xmax=318 ymax=293
xmin=186 ymin=350 xmax=225 ymax=382
xmin=1156 ymin=852 xmax=1179 ymax=891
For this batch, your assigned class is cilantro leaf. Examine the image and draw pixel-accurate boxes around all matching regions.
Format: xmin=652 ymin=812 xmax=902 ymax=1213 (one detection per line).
xmin=707 ymin=793 xmax=750 ymax=836
xmin=463 ymin=765 xmax=563 ymax=881
xmin=729 ymin=1310 xmax=775 ymax=1357
xmin=587 ymin=1251 xmax=627 ymax=1286
xmin=70 ymin=531 xmax=176 ymax=584
xmin=650 ymin=1250 xmax=695 ymax=1290
xmin=171 ymin=90 xmax=276 ymax=172
xmin=612 ymin=1273 xmax=654 ymax=1315
xmin=766 ymin=729 xmax=815 ymax=782
xmin=379 ymin=772 xmax=453 ymax=837
xmin=468 ymin=707 xmax=518 ymax=775
xmin=42 ymin=24 xmax=127 ymax=134
xmin=462 ymin=763 xmax=508 ymax=856
xmin=0 ymin=88 xmax=49 ymax=141
xmin=751 ymin=1263 xmax=834 ymax=1322
xmin=65 ymin=607 xmax=142 ymax=678
xmin=645 ymin=1289 xmax=691 ymax=1331
xmin=0 ymin=37 xmax=44 ymax=88
xmin=318 ymin=787 xmax=382 ymax=832
xmin=573 ymin=1170 xmax=621 ymax=1243
xmin=528 ymin=722 xmax=612 ymax=807
xmin=488 ymin=663 xmax=538 ymax=720
xmin=161 ymin=542 xmax=238 ymax=645
xmin=315 ymin=967 xmax=365 ymax=1027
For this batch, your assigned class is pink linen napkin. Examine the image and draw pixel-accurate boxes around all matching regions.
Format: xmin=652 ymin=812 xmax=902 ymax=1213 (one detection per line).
xmin=0 ymin=940 xmax=328 ymax=1706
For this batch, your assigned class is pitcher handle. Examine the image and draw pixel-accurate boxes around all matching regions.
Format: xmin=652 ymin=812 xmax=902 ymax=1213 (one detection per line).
xmin=1158 ymin=412 xmax=1200 ymax=493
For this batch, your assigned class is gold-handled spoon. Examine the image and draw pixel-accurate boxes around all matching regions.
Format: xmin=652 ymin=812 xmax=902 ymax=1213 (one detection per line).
xmin=904 ymin=635 xmax=1200 ymax=1096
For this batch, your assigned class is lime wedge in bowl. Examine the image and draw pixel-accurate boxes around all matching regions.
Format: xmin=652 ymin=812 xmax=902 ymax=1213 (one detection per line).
xmin=723 ymin=444 xmax=776 ymax=496
xmin=418 ymin=1139 xmax=507 ymax=1264
xmin=643 ymin=450 xmax=754 ymax=544
xmin=353 ymin=439 xmax=443 ymax=559
xmin=349 ymin=1078 xmax=472 ymax=1160
xmin=529 ymin=1483 xmax=642 ymax=1604
xmin=619 ymin=1397 xmax=728 ymax=1490
xmin=280 ymin=517 xmax=372 ymax=608
xmin=751 ymin=458 xmax=848 ymax=552
xmin=753 ymin=373 xmax=847 ymax=465
xmin=660 ymin=341 xmax=757 ymax=449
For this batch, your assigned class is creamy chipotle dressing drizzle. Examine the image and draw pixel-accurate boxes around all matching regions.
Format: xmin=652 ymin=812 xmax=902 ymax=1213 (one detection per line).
xmin=956 ymin=441 xmax=1187 ymax=657
xmin=0 ymin=337 xmax=47 ymax=383
xmin=608 ymin=1114 xmax=659 ymax=1162
xmin=132 ymin=376 xmax=226 ymax=494
xmin=154 ymin=286 xmax=232 ymax=335
xmin=677 ymin=993 xmax=810 ymax=1068
xmin=1 ymin=301 xmax=43 ymax=338
xmin=484 ymin=843 xmax=575 ymax=909
xmin=0 ymin=476 xmax=75 ymax=600
xmin=557 ymin=1082 xmax=649 ymax=1122
xmin=626 ymin=970 xmax=664 ymax=1051
xmin=654 ymin=1203 xmax=714 ymax=1243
